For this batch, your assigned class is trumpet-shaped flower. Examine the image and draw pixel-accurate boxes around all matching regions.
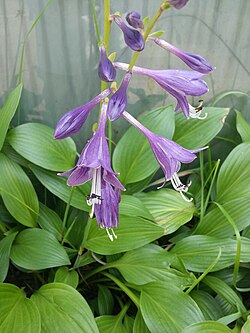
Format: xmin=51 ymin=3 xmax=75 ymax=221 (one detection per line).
xmin=113 ymin=15 xmax=145 ymax=51
xmin=151 ymin=37 xmax=213 ymax=74
xmin=126 ymin=11 xmax=144 ymax=29
xmin=123 ymin=111 xmax=206 ymax=201
xmin=168 ymin=0 xmax=189 ymax=9
xmin=54 ymin=88 xmax=112 ymax=140
xmin=113 ymin=62 xmax=208 ymax=119
xmin=107 ymin=71 xmax=132 ymax=121
xmin=98 ymin=45 xmax=116 ymax=82
xmin=59 ymin=101 xmax=125 ymax=238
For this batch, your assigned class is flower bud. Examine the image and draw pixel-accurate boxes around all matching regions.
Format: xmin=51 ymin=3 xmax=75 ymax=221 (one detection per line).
xmin=98 ymin=45 xmax=116 ymax=82
xmin=126 ymin=11 xmax=144 ymax=29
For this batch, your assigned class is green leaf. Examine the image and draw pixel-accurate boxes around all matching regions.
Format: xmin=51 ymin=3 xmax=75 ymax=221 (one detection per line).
xmin=182 ymin=321 xmax=232 ymax=333
xmin=98 ymin=285 xmax=114 ymax=315
xmin=196 ymin=143 xmax=250 ymax=237
xmin=0 ymin=283 xmax=40 ymax=333
xmin=96 ymin=314 xmax=128 ymax=333
xmin=85 ymin=215 xmax=165 ymax=255
xmin=137 ymin=189 xmax=195 ymax=233
xmin=191 ymin=290 xmax=223 ymax=320
xmin=236 ymin=111 xmax=250 ymax=142
xmin=31 ymin=166 xmax=89 ymax=211
xmin=0 ymin=232 xmax=18 ymax=282
xmin=0 ymin=153 xmax=39 ymax=227
xmin=0 ymin=83 xmax=23 ymax=151
xmin=10 ymin=228 xmax=70 ymax=270
xmin=113 ymin=105 xmax=174 ymax=185
xmin=133 ymin=310 xmax=150 ymax=333
xmin=242 ymin=316 xmax=250 ymax=333
xmin=7 ymin=123 xmax=76 ymax=171
xmin=109 ymin=244 xmax=194 ymax=288
xmin=54 ymin=267 xmax=79 ymax=288
xmin=119 ymin=195 xmax=153 ymax=220
xmin=171 ymin=235 xmax=250 ymax=272
xmin=31 ymin=283 xmax=99 ymax=333
xmin=140 ymin=282 xmax=204 ymax=333
xmin=173 ymin=107 xmax=230 ymax=149
xmin=37 ymin=203 xmax=63 ymax=241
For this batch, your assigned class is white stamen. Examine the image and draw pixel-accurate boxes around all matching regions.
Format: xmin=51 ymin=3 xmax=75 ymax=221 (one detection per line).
xmin=111 ymin=228 xmax=118 ymax=239
xmin=89 ymin=168 xmax=102 ymax=205
xmin=106 ymin=228 xmax=113 ymax=242
xmin=171 ymin=172 xmax=193 ymax=202
xmin=89 ymin=204 xmax=95 ymax=218
xmin=189 ymin=100 xmax=207 ymax=120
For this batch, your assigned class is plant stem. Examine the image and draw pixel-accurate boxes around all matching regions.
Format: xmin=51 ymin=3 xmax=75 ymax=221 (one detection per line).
xmin=203 ymin=159 xmax=220 ymax=213
xmin=61 ymin=186 xmax=75 ymax=242
xmin=199 ymin=151 xmax=205 ymax=223
xmin=91 ymin=0 xmax=101 ymax=44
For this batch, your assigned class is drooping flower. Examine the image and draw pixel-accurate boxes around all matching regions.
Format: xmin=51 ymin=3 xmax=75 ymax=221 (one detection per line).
xmin=54 ymin=88 xmax=112 ymax=140
xmin=98 ymin=45 xmax=116 ymax=82
xmin=150 ymin=37 xmax=213 ymax=74
xmin=113 ymin=62 xmax=208 ymax=119
xmin=59 ymin=101 xmax=125 ymax=239
xmin=168 ymin=0 xmax=189 ymax=9
xmin=112 ymin=15 xmax=145 ymax=51
xmin=126 ymin=11 xmax=144 ymax=29
xmin=107 ymin=70 xmax=132 ymax=121
xmin=122 ymin=110 xmax=206 ymax=201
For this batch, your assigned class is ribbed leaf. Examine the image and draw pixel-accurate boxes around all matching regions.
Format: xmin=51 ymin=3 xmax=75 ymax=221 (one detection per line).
xmin=31 ymin=166 xmax=89 ymax=211
xmin=171 ymin=235 xmax=250 ymax=272
xmin=191 ymin=290 xmax=223 ymax=320
xmin=236 ymin=111 xmax=250 ymax=142
xmin=109 ymin=244 xmax=194 ymax=288
xmin=31 ymin=283 xmax=99 ymax=333
xmin=173 ymin=107 xmax=230 ymax=149
xmin=133 ymin=310 xmax=150 ymax=333
xmin=0 ymin=283 xmax=40 ymax=333
xmin=0 ymin=83 xmax=23 ymax=151
xmin=182 ymin=321 xmax=232 ymax=333
xmin=119 ymin=195 xmax=153 ymax=220
xmin=10 ymin=229 xmax=70 ymax=270
xmin=140 ymin=282 xmax=204 ymax=333
xmin=96 ymin=314 xmax=127 ymax=333
xmin=113 ymin=105 xmax=174 ymax=185
xmin=54 ymin=267 xmax=79 ymax=288
xmin=98 ymin=285 xmax=114 ymax=316
xmin=37 ymin=203 xmax=63 ymax=241
xmin=7 ymin=123 xmax=76 ymax=171
xmin=0 ymin=232 xmax=18 ymax=282
xmin=0 ymin=153 xmax=39 ymax=227
xmin=85 ymin=216 xmax=165 ymax=255
xmin=137 ymin=189 xmax=195 ymax=233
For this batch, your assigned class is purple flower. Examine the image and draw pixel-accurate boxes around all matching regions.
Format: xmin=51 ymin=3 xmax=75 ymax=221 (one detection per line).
xmin=59 ymin=101 xmax=125 ymax=238
xmin=151 ymin=37 xmax=213 ymax=74
xmin=98 ymin=45 xmax=116 ymax=82
xmin=123 ymin=111 xmax=206 ymax=201
xmin=113 ymin=62 xmax=208 ymax=119
xmin=107 ymin=71 xmax=132 ymax=121
xmin=113 ymin=15 xmax=145 ymax=51
xmin=168 ymin=0 xmax=189 ymax=9
xmin=126 ymin=11 xmax=144 ymax=29
xmin=54 ymin=88 xmax=112 ymax=140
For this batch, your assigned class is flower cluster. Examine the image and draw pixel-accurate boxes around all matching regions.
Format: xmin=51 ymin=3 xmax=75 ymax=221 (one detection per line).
xmin=54 ymin=4 xmax=213 ymax=240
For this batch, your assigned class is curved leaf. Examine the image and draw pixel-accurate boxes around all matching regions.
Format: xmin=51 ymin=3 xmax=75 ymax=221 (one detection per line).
xmin=31 ymin=283 xmax=99 ymax=333
xmin=0 ymin=153 xmax=39 ymax=227
xmin=113 ymin=105 xmax=174 ymax=185
xmin=10 ymin=228 xmax=70 ymax=270
xmin=7 ymin=123 xmax=76 ymax=171
xmin=54 ymin=267 xmax=79 ymax=288
xmin=0 ymin=283 xmax=40 ymax=333
xmin=182 ymin=321 xmax=232 ymax=333
xmin=0 ymin=232 xmax=18 ymax=282
xmin=119 ymin=195 xmax=153 ymax=220
xmin=37 ymin=203 xmax=63 ymax=241
xmin=236 ymin=111 xmax=250 ymax=142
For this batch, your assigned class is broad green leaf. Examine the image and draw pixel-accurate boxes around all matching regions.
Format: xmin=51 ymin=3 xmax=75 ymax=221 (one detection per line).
xmin=37 ymin=203 xmax=63 ymax=241
xmin=7 ymin=123 xmax=76 ymax=171
xmin=183 ymin=321 xmax=232 ymax=333
xmin=109 ymin=244 xmax=194 ymax=288
xmin=196 ymin=143 xmax=250 ymax=237
xmin=137 ymin=189 xmax=195 ymax=232
xmin=98 ymin=285 xmax=114 ymax=315
xmin=173 ymin=107 xmax=230 ymax=149
xmin=31 ymin=283 xmax=99 ymax=333
xmin=113 ymin=105 xmax=174 ymax=185
xmin=119 ymin=195 xmax=153 ymax=220
xmin=140 ymin=282 xmax=204 ymax=333
xmin=236 ymin=111 xmax=250 ymax=142
xmin=0 ymin=232 xmax=18 ymax=282
xmin=10 ymin=228 xmax=70 ymax=270
xmin=0 ymin=153 xmax=39 ymax=227
xmin=31 ymin=166 xmax=89 ymax=211
xmin=203 ymin=276 xmax=246 ymax=313
xmin=0 ymin=283 xmax=40 ymax=333
xmin=85 ymin=215 xmax=165 ymax=255
xmin=242 ymin=316 xmax=250 ymax=333
xmin=133 ymin=310 xmax=150 ymax=333
xmin=96 ymin=314 xmax=128 ymax=333
xmin=54 ymin=267 xmax=78 ymax=288
xmin=171 ymin=235 xmax=250 ymax=272
xmin=191 ymin=290 xmax=223 ymax=320
xmin=0 ymin=83 xmax=23 ymax=151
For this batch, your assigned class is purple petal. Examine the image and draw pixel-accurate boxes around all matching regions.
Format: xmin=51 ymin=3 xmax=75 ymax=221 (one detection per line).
xmin=98 ymin=46 xmax=116 ymax=82
xmin=104 ymin=170 xmax=125 ymax=191
xmin=126 ymin=11 xmax=144 ymax=29
xmin=67 ymin=166 xmax=91 ymax=186
xmin=168 ymin=0 xmax=189 ymax=9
